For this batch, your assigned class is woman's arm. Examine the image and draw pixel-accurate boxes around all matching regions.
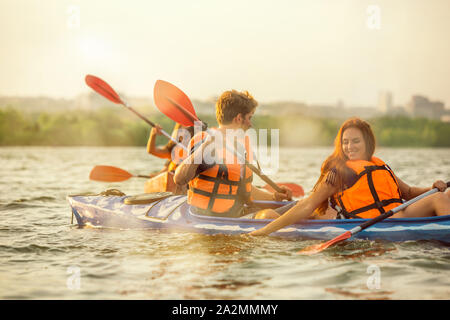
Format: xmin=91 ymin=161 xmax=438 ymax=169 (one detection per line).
xmin=396 ymin=175 xmax=447 ymax=200
xmin=146 ymin=125 xmax=172 ymax=159
xmin=249 ymin=181 xmax=337 ymax=236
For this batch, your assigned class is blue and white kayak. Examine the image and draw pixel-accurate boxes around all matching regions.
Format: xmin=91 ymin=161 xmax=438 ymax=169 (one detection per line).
xmin=67 ymin=194 xmax=450 ymax=242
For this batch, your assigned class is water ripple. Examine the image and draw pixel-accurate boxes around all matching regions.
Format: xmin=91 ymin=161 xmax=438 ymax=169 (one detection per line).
xmin=1 ymin=146 xmax=449 ymax=299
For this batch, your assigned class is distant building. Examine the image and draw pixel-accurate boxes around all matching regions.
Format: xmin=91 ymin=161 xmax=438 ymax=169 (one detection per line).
xmin=406 ymin=95 xmax=444 ymax=120
xmin=441 ymin=109 xmax=450 ymax=122
xmin=2 ymin=92 xmax=447 ymax=122
xmin=378 ymin=91 xmax=392 ymax=114
xmin=259 ymin=101 xmax=308 ymax=116
xmin=344 ymin=106 xmax=380 ymax=119
xmin=308 ymin=104 xmax=340 ymax=118
xmin=389 ymin=106 xmax=407 ymax=116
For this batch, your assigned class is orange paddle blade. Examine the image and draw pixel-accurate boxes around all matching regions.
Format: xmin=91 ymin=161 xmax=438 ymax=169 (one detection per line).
xmin=89 ymin=165 xmax=133 ymax=182
xmin=153 ymin=80 xmax=198 ymax=127
xmin=85 ymin=75 xmax=124 ymax=105
xmin=263 ymin=183 xmax=305 ymax=198
xmin=297 ymin=231 xmax=352 ymax=255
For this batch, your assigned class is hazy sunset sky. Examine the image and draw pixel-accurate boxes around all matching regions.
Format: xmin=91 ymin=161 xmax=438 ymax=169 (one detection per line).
xmin=1 ymin=0 xmax=449 ymax=107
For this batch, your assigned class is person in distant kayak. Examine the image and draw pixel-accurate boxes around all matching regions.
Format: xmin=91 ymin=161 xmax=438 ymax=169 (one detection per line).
xmin=173 ymin=90 xmax=292 ymax=217
xmin=146 ymin=123 xmax=195 ymax=176
xmin=249 ymin=117 xmax=449 ymax=236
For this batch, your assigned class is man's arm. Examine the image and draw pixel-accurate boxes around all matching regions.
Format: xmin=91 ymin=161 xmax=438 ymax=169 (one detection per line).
xmin=173 ymin=135 xmax=213 ymax=186
xmin=173 ymin=158 xmax=200 ymax=186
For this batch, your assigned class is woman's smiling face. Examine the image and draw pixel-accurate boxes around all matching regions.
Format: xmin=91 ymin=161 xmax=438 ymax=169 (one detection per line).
xmin=342 ymin=127 xmax=367 ymax=160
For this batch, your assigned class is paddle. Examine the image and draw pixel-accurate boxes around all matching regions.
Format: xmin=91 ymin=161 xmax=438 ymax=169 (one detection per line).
xmin=89 ymin=165 xmax=150 ymax=182
xmin=90 ymin=164 xmax=305 ymax=197
xmin=85 ymin=74 xmax=187 ymax=151
xmin=263 ymin=183 xmax=305 ymax=198
xmin=297 ymin=181 xmax=450 ymax=255
xmin=153 ymin=80 xmax=298 ymax=197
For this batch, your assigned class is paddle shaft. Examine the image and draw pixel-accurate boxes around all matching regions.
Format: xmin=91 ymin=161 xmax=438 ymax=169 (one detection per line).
xmin=122 ymin=102 xmax=188 ymax=152
xmin=136 ymin=174 xmax=151 ymax=179
xmin=297 ymin=181 xmax=449 ymax=255
xmin=165 ymin=97 xmax=284 ymax=193
xmin=85 ymin=75 xmax=187 ymax=151
xmin=202 ymin=130 xmax=284 ymax=193
xmin=349 ymin=182 xmax=449 ymax=236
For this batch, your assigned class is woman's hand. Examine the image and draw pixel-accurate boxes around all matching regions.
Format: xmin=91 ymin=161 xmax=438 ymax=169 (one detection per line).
xmin=272 ymin=185 xmax=293 ymax=201
xmin=248 ymin=229 xmax=267 ymax=236
xmin=432 ymin=180 xmax=447 ymax=192
xmin=150 ymin=124 xmax=163 ymax=136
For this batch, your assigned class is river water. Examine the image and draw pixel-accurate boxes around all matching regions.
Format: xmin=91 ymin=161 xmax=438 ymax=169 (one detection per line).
xmin=0 ymin=146 xmax=449 ymax=299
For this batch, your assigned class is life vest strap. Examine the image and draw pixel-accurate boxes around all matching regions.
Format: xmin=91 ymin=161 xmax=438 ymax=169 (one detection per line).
xmin=366 ymin=167 xmax=385 ymax=214
xmin=198 ymin=174 xmax=241 ymax=186
xmin=355 ymin=165 xmax=387 ymax=180
xmin=196 ymin=169 xmax=252 ymax=185
xmin=192 ymin=188 xmax=240 ymax=199
xmin=331 ymin=160 xmax=403 ymax=219
xmin=384 ymin=164 xmax=402 ymax=198
xmin=336 ymin=196 xmax=403 ymax=219
xmin=207 ymin=165 xmax=227 ymax=211
xmin=190 ymin=139 xmax=206 ymax=154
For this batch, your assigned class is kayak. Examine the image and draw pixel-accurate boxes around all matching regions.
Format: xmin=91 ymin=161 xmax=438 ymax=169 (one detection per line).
xmin=67 ymin=194 xmax=450 ymax=242
xmin=144 ymin=171 xmax=177 ymax=194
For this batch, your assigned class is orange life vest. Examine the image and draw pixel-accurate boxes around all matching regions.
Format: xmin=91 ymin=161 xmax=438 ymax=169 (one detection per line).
xmin=167 ymin=161 xmax=177 ymax=172
xmin=168 ymin=143 xmax=186 ymax=172
xmin=187 ymin=130 xmax=253 ymax=217
xmin=331 ymin=157 xmax=403 ymax=219
xmin=167 ymin=126 xmax=192 ymax=172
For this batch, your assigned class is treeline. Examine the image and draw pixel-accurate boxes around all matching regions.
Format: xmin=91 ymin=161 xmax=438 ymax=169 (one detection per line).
xmin=1 ymin=107 xmax=449 ymax=147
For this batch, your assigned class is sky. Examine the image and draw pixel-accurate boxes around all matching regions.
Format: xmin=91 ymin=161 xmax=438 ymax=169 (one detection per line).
xmin=1 ymin=0 xmax=449 ymax=107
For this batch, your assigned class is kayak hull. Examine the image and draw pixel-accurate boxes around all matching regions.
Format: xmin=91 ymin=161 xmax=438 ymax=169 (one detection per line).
xmin=68 ymin=195 xmax=450 ymax=242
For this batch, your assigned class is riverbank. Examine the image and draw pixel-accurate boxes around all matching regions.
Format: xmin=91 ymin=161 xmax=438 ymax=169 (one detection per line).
xmin=1 ymin=107 xmax=449 ymax=147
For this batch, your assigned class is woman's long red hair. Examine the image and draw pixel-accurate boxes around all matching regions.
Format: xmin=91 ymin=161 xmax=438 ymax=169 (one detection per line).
xmin=313 ymin=118 xmax=376 ymax=214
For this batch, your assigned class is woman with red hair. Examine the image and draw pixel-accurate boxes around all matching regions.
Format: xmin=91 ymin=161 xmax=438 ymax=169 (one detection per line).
xmin=250 ymin=118 xmax=449 ymax=236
